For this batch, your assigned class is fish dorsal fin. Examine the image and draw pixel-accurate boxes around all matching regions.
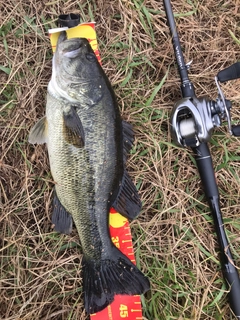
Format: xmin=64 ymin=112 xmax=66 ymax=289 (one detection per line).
xmin=122 ymin=120 xmax=134 ymax=162
xmin=28 ymin=116 xmax=48 ymax=144
xmin=63 ymin=105 xmax=85 ymax=148
xmin=52 ymin=191 xmax=73 ymax=234
xmin=112 ymin=170 xmax=142 ymax=220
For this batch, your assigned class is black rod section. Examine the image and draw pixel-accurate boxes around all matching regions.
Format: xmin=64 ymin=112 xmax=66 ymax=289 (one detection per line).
xmin=163 ymin=0 xmax=195 ymax=98
xmin=192 ymin=143 xmax=240 ymax=318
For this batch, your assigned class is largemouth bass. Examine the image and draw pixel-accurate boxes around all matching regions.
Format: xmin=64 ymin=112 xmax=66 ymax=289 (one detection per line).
xmin=29 ymin=31 xmax=150 ymax=314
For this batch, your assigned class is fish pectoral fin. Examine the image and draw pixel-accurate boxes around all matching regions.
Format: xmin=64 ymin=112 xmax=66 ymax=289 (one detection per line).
xmin=122 ymin=120 xmax=134 ymax=162
xmin=83 ymin=246 xmax=150 ymax=314
xmin=52 ymin=192 xmax=73 ymax=234
xmin=112 ymin=170 xmax=142 ymax=220
xmin=28 ymin=116 xmax=48 ymax=144
xmin=63 ymin=105 xmax=85 ymax=147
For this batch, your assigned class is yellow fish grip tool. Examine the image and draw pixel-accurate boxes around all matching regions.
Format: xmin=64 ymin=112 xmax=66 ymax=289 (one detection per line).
xmin=48 ymin=15 xmax=143 ymax=320
xmin=49 ymin=14 xmax=101 ymax=64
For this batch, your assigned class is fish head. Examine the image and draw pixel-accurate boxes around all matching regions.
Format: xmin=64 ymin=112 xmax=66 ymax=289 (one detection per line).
xmin=49 ymin=31 xmax=104 ymax=105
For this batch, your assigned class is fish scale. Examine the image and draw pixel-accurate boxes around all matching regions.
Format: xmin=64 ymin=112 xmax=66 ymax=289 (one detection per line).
xmin=29 ymin=32 xmax=149 ymax=314
xmin=47 ymin=95 xmax=115 ymax=258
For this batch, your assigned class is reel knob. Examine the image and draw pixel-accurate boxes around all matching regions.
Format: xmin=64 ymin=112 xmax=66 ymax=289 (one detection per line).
xmin=232 ymin=125 xmax=240 ymax=137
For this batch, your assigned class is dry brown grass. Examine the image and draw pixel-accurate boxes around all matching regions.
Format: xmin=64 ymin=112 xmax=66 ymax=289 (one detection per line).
xmin=1 ymin=0 xmax=240 ymax=319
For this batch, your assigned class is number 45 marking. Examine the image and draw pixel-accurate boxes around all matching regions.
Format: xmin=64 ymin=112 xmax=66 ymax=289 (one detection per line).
xmin=119 ymin=304 xmax=128 ymax=318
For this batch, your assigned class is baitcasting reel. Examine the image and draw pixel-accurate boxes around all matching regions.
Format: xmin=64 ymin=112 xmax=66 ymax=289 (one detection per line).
xmin=170 ymin=62 xmax=240 ymax=147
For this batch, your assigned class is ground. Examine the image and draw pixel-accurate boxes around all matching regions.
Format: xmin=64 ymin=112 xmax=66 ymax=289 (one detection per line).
xmin=1 ymin=1 xmax=240 ymax=319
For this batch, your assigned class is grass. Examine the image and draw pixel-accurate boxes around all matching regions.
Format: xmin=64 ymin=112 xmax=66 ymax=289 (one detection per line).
xmin=1 ymin=0 xmax=240 ymax=319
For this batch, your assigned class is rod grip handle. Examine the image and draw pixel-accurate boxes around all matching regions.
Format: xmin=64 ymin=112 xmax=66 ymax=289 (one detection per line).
xmin=223 ymin=264 xmax=240 ymax=317
xmin=217 ymin=62 xmax=240 ymax=83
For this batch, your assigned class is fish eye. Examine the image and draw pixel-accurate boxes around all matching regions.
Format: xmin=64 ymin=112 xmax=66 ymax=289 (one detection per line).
xmin=86 ymin=53 xmax=96 ymax=62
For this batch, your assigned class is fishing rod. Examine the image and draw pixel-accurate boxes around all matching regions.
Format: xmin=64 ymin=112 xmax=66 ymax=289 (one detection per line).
xmin=163 ymin=0 xmax=240 ymax=317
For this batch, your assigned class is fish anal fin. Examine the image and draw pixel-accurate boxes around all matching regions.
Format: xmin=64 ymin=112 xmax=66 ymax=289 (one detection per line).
xmin=52 ymin=192 xmax=73 ymax=234
xmin=63 ymin=105 xmax=85 ymax=148
xmin=83 ymin=246 xmax=150 ymax=314
xmin=28 ymin=116 xmax=48 ymax=144
xmin=112 ymin=170 xmax=142 ymax=221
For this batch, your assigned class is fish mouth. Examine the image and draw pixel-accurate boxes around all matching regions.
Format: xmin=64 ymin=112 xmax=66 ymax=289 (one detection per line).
xmin=57 ymin=30 xmax=68 ymax=44
xmin=57 ymin=31 xmax=89 ymax=59
xmin=62 ymin=46 xmax=81 ymax=58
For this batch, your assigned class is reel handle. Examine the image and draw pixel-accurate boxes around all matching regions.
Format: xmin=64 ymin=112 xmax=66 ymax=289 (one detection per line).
xmin=217 ymin=62 xmax=240 ymax=83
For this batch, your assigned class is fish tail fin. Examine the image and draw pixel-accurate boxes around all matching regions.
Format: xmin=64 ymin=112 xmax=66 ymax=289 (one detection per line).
xmin=82 ymin=246 xmax=150 ymax=314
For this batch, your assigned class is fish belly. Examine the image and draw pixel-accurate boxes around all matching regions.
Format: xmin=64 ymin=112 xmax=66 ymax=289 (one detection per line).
xmin=46 ymin=93 xmax=120 ymax=259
